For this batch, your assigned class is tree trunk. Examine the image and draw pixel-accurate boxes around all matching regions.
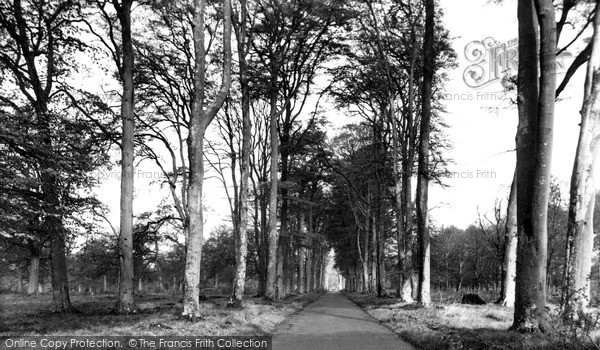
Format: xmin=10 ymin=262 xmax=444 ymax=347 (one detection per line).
xmin=265 ymin=65 xmax=280 ymax=301
xmin=306 ymin=242 xmax=313 ymax=292
xmin=512 ymin=0 xmax=556 ymax=333
xmin=279 ymin=151 xmax=290 ymax=299
xmin=400 ymin=15 xmax=418 ymax=303
xmin=564 ymin=0 xmax=600 ymax=316
xmin=354 ymin=212 xmax=367 ymax=293
xmin=114 ymin=0 xmax=138 ymax=315
xmin=49 ymin=221 xmax=76 ymax=312
xmin=363 ymin=212 xmax=370 ymax=293
xmin=227 ymin=0 xmax=250 ymax=309
xmin=416 ymin=0 xmax=434 ymax=307
xmin=498 ymin=172 xmax=517 ymax=306
xmin=182 ymin=0 xmax=232 ymax=320
xmin=27 ymin=245 xmax=40 ymax=295
xmin=370 ymin=210 xmax=377 ymax=293
xmin=299 ymin=247 xmax=306 ymax=293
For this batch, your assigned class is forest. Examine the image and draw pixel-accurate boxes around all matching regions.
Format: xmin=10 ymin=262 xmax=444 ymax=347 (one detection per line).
xmin=1 ymin=0 xmax=600 ymax=349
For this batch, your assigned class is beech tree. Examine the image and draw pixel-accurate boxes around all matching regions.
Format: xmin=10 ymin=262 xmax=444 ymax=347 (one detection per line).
xmin=416 ymin=0 xmax=434 ymax=307
xmin=114 ymin=0 xmax=138 ymax=315
xmin=512 ymin=0 xmax=556 ymax=333
xmin=564 ymin=0 xmax=600 ymax=316
xmin=227 ymin=0 xmax=253 ymax=308
xmin=0 ymin=0 xmax=82 ymax=312
xmin=182 ymin=0 xmax=232 ymax=320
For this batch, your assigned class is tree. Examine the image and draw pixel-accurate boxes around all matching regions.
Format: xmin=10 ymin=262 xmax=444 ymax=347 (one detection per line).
xmin=512 ymin=0 xmax=556 ymax=333
xmin=227 ymin=0 xmax=253 ymax=309
xmin=0 ymin=0 xmax=104 ymax=313
xmin=416 ymin=0 xmax=434 ymax=307
xmin=182 ymin=0 xmax=232 ymax=320
xmin=564 ymin=0 xmax=600 ymax=316
xmin=113 ymin=0 xmax=138 ymax=314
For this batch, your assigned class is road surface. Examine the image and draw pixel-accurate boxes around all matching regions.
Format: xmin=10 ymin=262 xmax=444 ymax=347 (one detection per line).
xmin=273 ymin=292 xmax=416 ymax=350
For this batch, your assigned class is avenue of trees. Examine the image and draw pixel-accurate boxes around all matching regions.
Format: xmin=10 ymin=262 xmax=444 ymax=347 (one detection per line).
xmin=0 ymin=0 xmax=599 ymax=336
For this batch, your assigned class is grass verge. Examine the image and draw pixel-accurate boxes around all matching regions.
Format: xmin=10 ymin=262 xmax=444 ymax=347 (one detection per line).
xmin=344 ymin=291 xmax=599 ymax=350
xmin=0 ymin=291 xmax=323 ymax=337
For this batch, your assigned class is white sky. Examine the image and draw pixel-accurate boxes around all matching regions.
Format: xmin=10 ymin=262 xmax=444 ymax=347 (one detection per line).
xmin=95 ymin=0 xmax=594 ymax=237
xmin=429 ymin=0 xmax=590 ymax=229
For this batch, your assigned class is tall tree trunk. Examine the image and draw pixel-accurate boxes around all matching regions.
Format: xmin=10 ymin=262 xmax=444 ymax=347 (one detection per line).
xmin=370 ymin=208 xmax=377 ymax=293
xmin=265 ymin=67 xmax=280 ymax=301
xmin=49 ymin=217 xmax=75 ymax=312
xmin=416 ymin=0 xmax=434 ymax=307
xmin=182 ymin=0 xmax=232 ymax=320
xmin=228 ymin=0 xmax=250 ymax=309
xmin=564 ymin=0 xmax=600 ymax=316
xmin=298 ymin=213 xmax=306 ymax=293
xmin=40 ymin=107 xmax=74 ymax=311
xmin=363 ymin=211 xmax=370 ymax=293
xmin=27 ymin=244 xmax=40 ymax=295
xmin=400 ymin=3 xmax=418 ymax=304
xmin=497 ymin=172 xmax=518 ymax=306
xmin=306 ymin=241 xmax=313 ymax=292
xmin=114 ymin=0 xmax=137 ymax=315
xmin=355 ymin=211 xmax=368 ymax=293
xmin=279 ymin=147 xmax=289 ymax=299
xmin=377 ymin=215 xmax=386 ymax=297
xmin=298 ymin=247 xmax=305 ymax=293
xmin=512 ymin=0 xmax=556 ymax=333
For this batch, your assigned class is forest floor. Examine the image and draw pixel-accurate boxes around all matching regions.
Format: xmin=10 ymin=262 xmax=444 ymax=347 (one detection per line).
xmin=0 ymin=291 xmax=323 ymax=337
xmin=344 ymin=291 xmax=600 ymax=350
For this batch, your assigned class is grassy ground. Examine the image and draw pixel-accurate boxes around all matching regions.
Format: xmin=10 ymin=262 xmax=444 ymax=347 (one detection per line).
xmin=0 ymin=291 xmax=323 ymax=337
xmin=344 ymin=291 xmax=600 ymax=350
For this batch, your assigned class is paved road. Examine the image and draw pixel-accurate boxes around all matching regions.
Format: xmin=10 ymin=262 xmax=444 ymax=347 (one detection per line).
xmin=273 ymin=292 xmax=416 ymax=350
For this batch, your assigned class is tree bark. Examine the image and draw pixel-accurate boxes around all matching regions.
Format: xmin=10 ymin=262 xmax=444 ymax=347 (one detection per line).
xmin=564 ymin=0 xmax=600 ymax=316
xmin=370 ymin=207 xmax=377 ymax=293
xmin=113 ymin=0 xmax=138 ymax=315
xmin=512 ymin=0 xmax=556 ymax=333
xmin=298 ymin=247 xmax=306 ymax=293
xmin=497 ymin=172 xmax=517 ymax=306
xmin=183 ymin=0 xmax=232 ymax=320
xmin=27 ymin=244 xmax=40 ymax=295
xmin=227 ymin=0 xmax=250 ymax=310
xmin=400 ymin=3 xmax=418 ymax=304
xmin=49 ymin=218 xmax=76 ymax=312
xmin=265 ymin=65 xmax=280 ymax=301
xmin=416 ymin=0 xmax=434 ymax=307
xmin=306 ymin=239 xmax=313 ymax=292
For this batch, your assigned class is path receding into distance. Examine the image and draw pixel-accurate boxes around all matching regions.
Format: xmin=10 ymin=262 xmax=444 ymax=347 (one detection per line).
xmin=273 ymin=292 xmax=416 ymax=350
